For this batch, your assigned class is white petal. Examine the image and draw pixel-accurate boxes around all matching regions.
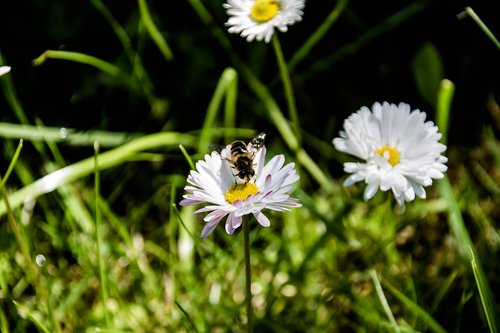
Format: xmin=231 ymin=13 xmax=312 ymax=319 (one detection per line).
xmin=333 ymin=101 xmax=447 ymax=203
xmin=364 ymin=181 xmax=379 ymax=200
xmin=224 ymin=0 xmax=305 ymax=43
xmin=0 ymin=66 xmax=11 ymax=76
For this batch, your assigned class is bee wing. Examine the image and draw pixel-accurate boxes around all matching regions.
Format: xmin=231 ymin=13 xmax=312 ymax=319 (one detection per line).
xmin=248 ymin=132 xmax=266 ymax=152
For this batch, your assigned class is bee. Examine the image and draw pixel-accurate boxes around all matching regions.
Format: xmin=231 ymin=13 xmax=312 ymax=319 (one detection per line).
xmin=226 ymin=132 xmax=266 ymax=183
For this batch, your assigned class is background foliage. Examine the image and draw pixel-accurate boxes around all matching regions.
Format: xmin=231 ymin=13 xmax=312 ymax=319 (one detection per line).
xmin=0 ymin=0 xmax=498 ymax=332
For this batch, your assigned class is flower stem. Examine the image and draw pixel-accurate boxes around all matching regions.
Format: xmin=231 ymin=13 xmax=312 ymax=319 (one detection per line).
xmin=243 ymin=217 xmax=253 ymax=333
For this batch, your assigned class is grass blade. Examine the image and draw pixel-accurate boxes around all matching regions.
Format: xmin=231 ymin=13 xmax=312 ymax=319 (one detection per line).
xmin=0 ymin=122 xmax=143 ymax=147
xmin=198 ymin=68 xmax=238 ymax=153
xmin=12 ymin=301 xmax=51 ymax=333
xmin=439 ymin=177 xmax=499 ymax=331
xmin=32 ymin=50 xmax=120 ymax=76
xmin=458 ymin=7 xmax=500 ymax=50
xmin=289 ymin=0 xmax=349 ymax=70
xmin=381 ymin=279 xmax=447 ymax=333
xmin=137 ymin=0 xmax=174 ymax=61
xmin=0 ymin=139 xmax=23 ymax=190
xmin=470 ymin=248 xmax=499 ymax=333
xmin=369 ymin=269 xmax=401 ymax=333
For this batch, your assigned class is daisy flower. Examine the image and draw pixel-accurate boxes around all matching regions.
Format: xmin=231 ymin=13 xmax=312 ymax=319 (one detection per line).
xmin=180 ymin=140 xmax=301 ymax=238
xmin=224 ymin=0 xmax=306 ymax=43
xmin=0 ymin=66 xmax=11 ymax=76
xmin=333 ymin=102 xmax=448 ymax=206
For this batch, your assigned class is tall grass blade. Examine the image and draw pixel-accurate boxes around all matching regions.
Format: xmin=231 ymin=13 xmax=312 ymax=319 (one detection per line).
xmin=137 ymin=0 xmax=174 ymax=61
xmin=458 ymin=7 xmax=500 ymax=51
xmin=382 ymin=279 xmax=447 ymax=333
xmin=12 ymin=300 xmax=51 ymax=333
xmin=0 ymin=139 xmax=23 ymax=190
xmin=470 ymin=248 xmax=499 ymax=333
xmin=89 ymin=0 xmax=156 ymax=104
xmin=0 ymin=52 xmax=29 ymax=124
xmin=369 ymin=269 xmax=401 ymax=333
xmin=198 ymin=68 xmax=238 ymax=153
xmin=289 ymin=0 xmax=349 ymax=70
xmin=32 ymin=50 xmax=120 ymax=77
xmin=272 ymin=35 xmax=301 ymax=144
xmin=439 ymin=177 xmax=499 ymax=331
xmin=175 ymin=300 xmax=200 ymax=332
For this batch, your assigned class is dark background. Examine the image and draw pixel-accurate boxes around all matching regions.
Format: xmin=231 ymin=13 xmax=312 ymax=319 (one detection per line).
xmin=0 ymin=0 xmax=498 ymax=146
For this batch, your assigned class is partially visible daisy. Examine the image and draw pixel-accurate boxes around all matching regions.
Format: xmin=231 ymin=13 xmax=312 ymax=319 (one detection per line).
xmin=0 ymin=66 xmax=11 ymax=77
xmin=224 ymin=0 xmax=306 ymax=43
xmin=333 ymin=102 xmax=448 ymax=206
xmin=180 ymin=142 xmax=301 ymax=238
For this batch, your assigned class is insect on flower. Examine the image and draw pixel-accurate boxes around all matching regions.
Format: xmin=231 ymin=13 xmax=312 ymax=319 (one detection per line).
xmin=224 ymin=132 xmax=266 ymax=184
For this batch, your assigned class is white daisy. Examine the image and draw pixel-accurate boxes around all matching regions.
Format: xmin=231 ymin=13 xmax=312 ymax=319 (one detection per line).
xmin=224 ymin=0 xmax=306 ymax=43
xmin=333 ymin=102 xmax=448 ymax=206
xmin=180 ymin=143 xmax=301 ymax=238
xmin=0 ymin=66 xmax=11 ymax=76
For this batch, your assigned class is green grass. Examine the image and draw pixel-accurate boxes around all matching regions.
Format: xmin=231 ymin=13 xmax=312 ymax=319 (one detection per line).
xmin=1 ymin=1 xmax=499 ymax=332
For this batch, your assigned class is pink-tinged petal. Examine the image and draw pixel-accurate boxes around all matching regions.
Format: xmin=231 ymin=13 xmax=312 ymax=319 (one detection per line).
xmin=204 ymin=209 xmax=229 ymax=223
xmin=179 ymin=198 xmax=204 ymax=206
xmin=225 ymin=213 xmax=240 ymax=234
xmin=194 ymin=205 xmax=232 ymax=214
xmin=253 ymin=212 xmax=270 ymax=227
xmin=231 ymin=215 xmax=243 ymax=229
xmin=201 ymin=220 xmax=220 ymax=239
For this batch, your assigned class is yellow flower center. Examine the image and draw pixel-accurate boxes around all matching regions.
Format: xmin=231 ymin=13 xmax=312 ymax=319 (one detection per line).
xmin=250 ymin=0 xmax=280 ymax=23
xmin=375 ymin=145 xmax=400 ymax=166
xmin=225 ymin=183 xmax=259 ymax=203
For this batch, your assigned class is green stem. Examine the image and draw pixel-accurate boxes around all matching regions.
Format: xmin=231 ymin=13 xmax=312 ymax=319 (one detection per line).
xmin=244 ymin=217 xmax=253 ymax=333
xmin=272 ymin=35 xmax=301 ymax=144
